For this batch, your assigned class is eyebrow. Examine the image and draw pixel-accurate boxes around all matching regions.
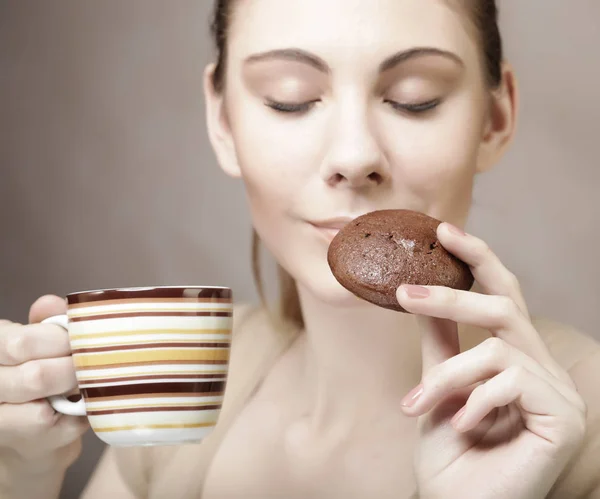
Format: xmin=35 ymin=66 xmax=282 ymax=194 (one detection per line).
xmin=244 ymin=48 xmax=329 ymax=73
xmin=244 ymin=47 xmax=464 ymax=74
xmin=379 ymin=47 xmax=464 ymax=72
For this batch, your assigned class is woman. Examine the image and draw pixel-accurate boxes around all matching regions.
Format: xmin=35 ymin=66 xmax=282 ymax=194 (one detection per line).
xmin=1 ymin=0 xmax=599 ymax=498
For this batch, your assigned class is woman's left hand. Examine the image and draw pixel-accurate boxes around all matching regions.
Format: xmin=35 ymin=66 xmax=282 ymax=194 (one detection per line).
xmin=396 ymin=223 xmax=587 ymax=499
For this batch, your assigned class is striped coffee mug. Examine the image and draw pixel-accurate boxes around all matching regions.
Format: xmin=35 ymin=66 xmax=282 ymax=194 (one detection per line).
xmin=41 ymin=286 xmax=233 ymax=447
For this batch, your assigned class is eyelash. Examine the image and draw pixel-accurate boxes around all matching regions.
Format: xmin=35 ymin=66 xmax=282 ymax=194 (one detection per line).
xmin=265 ymin=98 xmax=441 ymax=115
xmin=265 ymin=99 xmax=318 ymax=114
xmin=384 ymin=98 xmax=441 ymax=114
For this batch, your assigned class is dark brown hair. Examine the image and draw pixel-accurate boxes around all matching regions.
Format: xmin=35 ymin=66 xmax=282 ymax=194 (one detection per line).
xmin=210 ymin=0 xmax=503 ymax=91
xmin=209 ymin=0 xmax=503 ymax=328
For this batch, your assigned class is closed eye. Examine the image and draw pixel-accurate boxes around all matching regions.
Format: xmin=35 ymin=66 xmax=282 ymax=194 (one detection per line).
xmin=384 ymin=98 xmax=441 ymax=114
xmin=265 ymin=99 xmax=320 ymax=114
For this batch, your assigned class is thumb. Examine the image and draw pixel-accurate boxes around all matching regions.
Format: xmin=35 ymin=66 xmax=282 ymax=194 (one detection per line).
xmin=29 ymin=294 xmax=67 ymax=324
xmin=417 ymin=316 xmax=460 ymax=376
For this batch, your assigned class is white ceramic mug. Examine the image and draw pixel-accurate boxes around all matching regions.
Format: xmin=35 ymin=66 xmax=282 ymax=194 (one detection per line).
xmin=42 ymin=286 xmax=233 ymax=447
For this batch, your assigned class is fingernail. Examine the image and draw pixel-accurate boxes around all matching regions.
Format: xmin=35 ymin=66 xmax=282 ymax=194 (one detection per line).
xmin=401 ymin=384 xmax=424 ymax=407
xmin=451 ymin=406 xmax=467 ymax=427
xmin=402 ymin=285 xmax=430 ymax=299
xmin=446 ymin=223 xmax=466 ymax=236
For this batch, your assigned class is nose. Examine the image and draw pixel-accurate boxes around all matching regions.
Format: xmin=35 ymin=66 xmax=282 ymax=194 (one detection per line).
xmin=320 ymin=102 xmax=388 ymax=189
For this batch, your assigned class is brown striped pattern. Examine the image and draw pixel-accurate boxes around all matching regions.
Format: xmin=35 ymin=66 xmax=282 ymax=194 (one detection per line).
xmin=67 ymin=286 xmax=231 ymax=304
xmin=82 ymin=381 xmax=225 ymax=398
xmin=70 ymin=311 xmax=232 ymax=322
xmin=65 ymin=288 xmax=233 ymax=446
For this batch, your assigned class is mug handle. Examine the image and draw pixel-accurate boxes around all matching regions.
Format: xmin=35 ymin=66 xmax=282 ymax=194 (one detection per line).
xmin=41 ymin=315 xmax=87 ymax=416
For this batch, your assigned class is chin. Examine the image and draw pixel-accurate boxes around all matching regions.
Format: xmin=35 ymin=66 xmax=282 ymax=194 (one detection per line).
xmin=260 ymin=222 xmax=373 ymax=309
xmin=292 ymin=257 xmax=371 ymax=309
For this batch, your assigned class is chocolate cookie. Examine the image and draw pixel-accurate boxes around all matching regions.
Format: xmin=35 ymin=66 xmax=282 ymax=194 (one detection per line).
xmin=327 ymin=209 xmax=474 ymax=313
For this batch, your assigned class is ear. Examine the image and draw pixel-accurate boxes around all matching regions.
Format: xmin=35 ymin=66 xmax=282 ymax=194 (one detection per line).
xmin=203 ymin=63 xmax=241 ymax=178
xmin=476 ymin=62 xmax=519 ymax=173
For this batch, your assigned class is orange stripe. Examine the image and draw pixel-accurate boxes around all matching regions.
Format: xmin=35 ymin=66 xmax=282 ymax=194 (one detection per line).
xmin=76 ymin=359 xmax=228 ymax=370
xmin=70 ymin=329 xmax=231 ymax=341
xmin=74 ymin=348 xmax=230 ymax=368
xmin=93 ymin=422 xmax=216 ymax=432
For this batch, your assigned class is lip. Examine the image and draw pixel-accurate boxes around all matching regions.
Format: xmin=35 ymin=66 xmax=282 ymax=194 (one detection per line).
xmin=308 ymin=217 xmax=358 ymax=244
xmin=309 ymin=217 xmax=355 ymax=230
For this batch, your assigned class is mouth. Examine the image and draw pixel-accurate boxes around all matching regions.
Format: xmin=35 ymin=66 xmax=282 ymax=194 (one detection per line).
xmin=312 ymin=226 xmax=341 ymax=243
xmin=308 ymin=217 xmax=355 ymax=243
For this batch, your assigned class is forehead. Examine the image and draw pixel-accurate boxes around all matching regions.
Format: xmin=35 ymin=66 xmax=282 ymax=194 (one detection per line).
xmin=228 ymin=0 xmax=478 ymax=65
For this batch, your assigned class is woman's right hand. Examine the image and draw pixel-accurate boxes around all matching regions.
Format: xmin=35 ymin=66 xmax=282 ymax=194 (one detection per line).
xmin=0 ymin=295 xmax=89 ymax=476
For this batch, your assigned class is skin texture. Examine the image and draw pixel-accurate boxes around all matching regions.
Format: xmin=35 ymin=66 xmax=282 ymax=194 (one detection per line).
xmin=1 ymin=1 xmax=599 ymax=498
xmin=199 ymin=0 xmax=599 ymax=497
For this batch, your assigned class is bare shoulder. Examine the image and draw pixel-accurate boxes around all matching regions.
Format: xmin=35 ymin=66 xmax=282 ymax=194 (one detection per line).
xmin=103 ymin=303 xmax=278 ymax=498
xmin=533 ymin=317 xmax=600 ymax=498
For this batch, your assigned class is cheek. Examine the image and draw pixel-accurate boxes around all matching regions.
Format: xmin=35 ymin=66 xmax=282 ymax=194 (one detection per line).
xmin=382 ymin=95 xmax=484 ymax=200
xmin=229 ymin=102 xmax=324 ymax=204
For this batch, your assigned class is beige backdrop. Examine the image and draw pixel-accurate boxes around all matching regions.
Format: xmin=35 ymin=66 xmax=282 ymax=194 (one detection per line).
xmin=1 ymin=1 xmax=599 ymax=497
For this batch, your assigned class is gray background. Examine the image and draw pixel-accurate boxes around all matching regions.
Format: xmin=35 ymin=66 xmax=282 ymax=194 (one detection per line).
xmin=1 ymin=1 xmax=598 ymax=497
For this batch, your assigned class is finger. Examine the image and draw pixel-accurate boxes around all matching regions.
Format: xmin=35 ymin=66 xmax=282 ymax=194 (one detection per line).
xmin=397 ymin=285 xmax=556 ymax=370
xmin=401 ymin=337 xmax=583 ymax=416
xmin=437 ymin=223 xmax=529 ymax=318
xmin=0 ymin=357 xmax=78 ymax=403
xmin=451 ymin=366 xmax=586 ymax=447
xmin=0 ymin=323 xmax=71 ymax=365
xmin=13 ymin=411 xmax=89 ymax=460
xmin=29 ymin=295 xmax=67 ymax=324
xmin=0 ymin=400 xmax=87 ymax=446
xmin=416 ymin=315 xmax=459 ymax=375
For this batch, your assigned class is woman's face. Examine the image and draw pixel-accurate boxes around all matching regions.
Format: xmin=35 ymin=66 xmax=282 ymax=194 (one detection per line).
xmin=206 ymin=0 xmax=514 ymax=307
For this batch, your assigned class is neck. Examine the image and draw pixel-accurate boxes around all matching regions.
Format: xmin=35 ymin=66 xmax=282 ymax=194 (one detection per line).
xmin=296 ymin=285 xmax=423 ymax=432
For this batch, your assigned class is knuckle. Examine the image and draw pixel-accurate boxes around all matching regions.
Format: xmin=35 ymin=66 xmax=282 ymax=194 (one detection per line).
xmin=21 ymin=362 xmax=48 ymax=397
xmin=440 ymin=288 xmax=459 ymax=307
xmin=469 ymin=382 xmax=487 ymax=403
xmin=482 ymin=337 xmax=508 ymax=363
xmin=5 ymin=333 xmax=29 ymax=365
xmin=504 ymin=365 xmax=527 ymax=388
xmin=423 ymin=364 xmax=445 ymax=389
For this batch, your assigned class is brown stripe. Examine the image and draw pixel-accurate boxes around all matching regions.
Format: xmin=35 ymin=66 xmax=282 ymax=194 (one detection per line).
xmin=82 ymin=381 xmax=225 ymax=400
xmin=79 ymin=373 xmax=227 ymax=385
xmin=70 ymin=311 xmax=232 ymax=322
xmin=76 ymin=359 xmax=228 ymax=370
xmin=72 ymin=342 xmax=230 ymax=354
xmin=68 ymin=287 xmax=232 ymax=305
xmin=87 ymin=404 xmax=222 ymax=416
xmin=69 ymin=297 xmax=232 ymax=309
xmin=86 ymin=392 xmax=223 ymax=402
